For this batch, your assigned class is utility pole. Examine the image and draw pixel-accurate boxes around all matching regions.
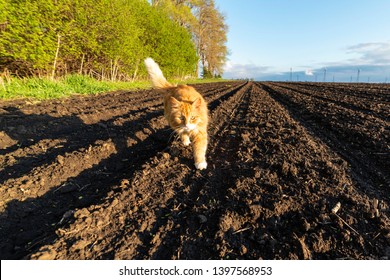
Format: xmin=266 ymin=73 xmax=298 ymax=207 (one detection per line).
xmin=357 ymin=69 xmax=360 ymax=83
xmin=323 ymin=68 xmax=326 ymax=82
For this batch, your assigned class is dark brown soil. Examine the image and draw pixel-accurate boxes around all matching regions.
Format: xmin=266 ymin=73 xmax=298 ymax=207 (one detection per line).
xmin=0 ymin=81 xmax=389 ymax=260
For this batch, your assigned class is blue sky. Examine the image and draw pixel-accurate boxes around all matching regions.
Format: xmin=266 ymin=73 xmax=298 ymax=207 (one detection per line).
xmin=215 ymin=0 xmax=390 ymax=82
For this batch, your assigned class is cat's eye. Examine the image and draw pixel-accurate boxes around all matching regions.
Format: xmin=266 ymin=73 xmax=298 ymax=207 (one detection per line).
xmin=190 ymin=116 xmax=197 ymax=121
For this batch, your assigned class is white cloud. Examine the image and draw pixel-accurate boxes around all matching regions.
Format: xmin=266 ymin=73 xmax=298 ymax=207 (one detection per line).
xmin=223 ymin=62 xmax=270 ymax=79
xmin=305 ymin=69 xmax=314 ymax=76
xmin=346 ymin=42 xmax=390 ymax=65
xmin=301 ymin=41 xmax=390 ymax=82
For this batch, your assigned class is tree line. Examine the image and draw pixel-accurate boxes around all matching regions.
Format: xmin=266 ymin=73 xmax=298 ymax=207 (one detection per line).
xmin=0 ymin=0 xmax=227 ymax=80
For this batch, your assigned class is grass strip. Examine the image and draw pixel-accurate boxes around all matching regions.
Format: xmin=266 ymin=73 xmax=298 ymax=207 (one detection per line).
xmin=0 ymin=75 xmax=226 ymax=100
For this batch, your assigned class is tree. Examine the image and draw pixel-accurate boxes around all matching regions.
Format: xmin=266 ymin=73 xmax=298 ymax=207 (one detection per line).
xmin=193 ymin=0 xmax=228 ymax=77
xmin=138 ymin=0 xmax=198 ymax=78
xmin=151 ymin=0 xmax=199 ymax=29
xmin=152 ymin=0 xmax=228 ymax=78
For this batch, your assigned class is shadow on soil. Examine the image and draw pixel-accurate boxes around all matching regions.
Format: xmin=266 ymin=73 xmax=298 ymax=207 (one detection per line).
xmin=0 ymin=107 xmax=169 ymax=259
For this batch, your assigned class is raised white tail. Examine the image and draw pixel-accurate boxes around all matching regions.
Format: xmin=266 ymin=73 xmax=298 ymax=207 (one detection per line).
xmin=144 ymin=58 xmax=172 ymax=89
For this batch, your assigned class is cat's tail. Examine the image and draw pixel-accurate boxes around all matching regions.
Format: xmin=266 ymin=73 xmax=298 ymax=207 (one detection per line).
xmin=144 ymin=58 xmax=173 ymax=89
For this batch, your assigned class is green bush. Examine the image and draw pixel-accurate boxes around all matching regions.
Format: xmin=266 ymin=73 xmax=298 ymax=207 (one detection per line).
xmin=0 ymin=0 xmax=198 ymax=80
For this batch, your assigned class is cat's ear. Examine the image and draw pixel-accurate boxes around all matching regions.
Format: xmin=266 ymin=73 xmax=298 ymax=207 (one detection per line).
xmin=192 ymin=98 xmax=201 ymax=109
xmin=170 ymin=96 xmax=181 ymax=109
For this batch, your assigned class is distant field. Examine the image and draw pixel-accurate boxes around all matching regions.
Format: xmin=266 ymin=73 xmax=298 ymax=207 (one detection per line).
xmin=0 ymin=81 xmax=389 ymax=260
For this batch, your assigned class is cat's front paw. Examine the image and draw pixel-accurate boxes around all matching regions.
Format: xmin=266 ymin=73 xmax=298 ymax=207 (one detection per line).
xmin=183 ymin=138 xmax=191 ymax=146
xmin=195 ymin=161 xmax=207 ymax=170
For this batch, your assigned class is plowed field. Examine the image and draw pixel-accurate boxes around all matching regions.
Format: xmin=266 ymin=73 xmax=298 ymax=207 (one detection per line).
xmin=0 ymin=81 xmax=389 ymax=260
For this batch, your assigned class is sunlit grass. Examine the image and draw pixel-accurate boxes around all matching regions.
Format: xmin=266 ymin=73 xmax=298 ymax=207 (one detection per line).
xmin=0 ymin=75 xmax=227 ymax=100
xmin=0 ymin=75 xmax=149 ymax=100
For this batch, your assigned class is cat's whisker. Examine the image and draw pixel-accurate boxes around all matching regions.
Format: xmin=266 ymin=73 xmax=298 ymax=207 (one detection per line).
xmin=168 ymin=131 xmax=178 ymax=143
xmin=169 ymin=128 xmax=184 ymax=143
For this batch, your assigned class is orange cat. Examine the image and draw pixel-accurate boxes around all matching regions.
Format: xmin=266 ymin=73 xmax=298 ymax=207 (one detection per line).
xmin=144 ymin=58 xmax=209 ymax=170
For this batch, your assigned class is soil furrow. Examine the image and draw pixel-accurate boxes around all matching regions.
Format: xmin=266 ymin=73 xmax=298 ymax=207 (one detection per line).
xmin=0 ymin=103 xmax=170 ymax=259
xmin=261 ymin=82 xmax=389 ymax=194
xmin=173 ymin=83 xmax=254 ymax=259
xmin=0 ymin=139 xmax=117 ymax=210
xmin=0 ymin=105 xmax=163 ymax=184
xmin=0 ymin=81 xmax=389 ymax=260
xmin=209 ymin=83 xmax=389 ymax=259
xmin=24 ymin=81 xmax=249 ymax=259
xmin=273 ymin=82 xmax=389 ymax=121
xmin=297 ymin=82 xmax=390 ymax=101
xmin=111 ymin=82 xmax=251 ymax=259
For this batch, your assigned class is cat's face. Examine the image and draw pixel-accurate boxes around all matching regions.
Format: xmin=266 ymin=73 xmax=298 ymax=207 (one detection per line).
xmin=169 ymin=97 xmax=202 ymax=133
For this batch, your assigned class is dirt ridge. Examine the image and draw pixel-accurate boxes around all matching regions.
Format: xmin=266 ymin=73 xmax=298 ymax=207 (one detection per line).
xmin=0 ymin=81 xmax=389 ymax=260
